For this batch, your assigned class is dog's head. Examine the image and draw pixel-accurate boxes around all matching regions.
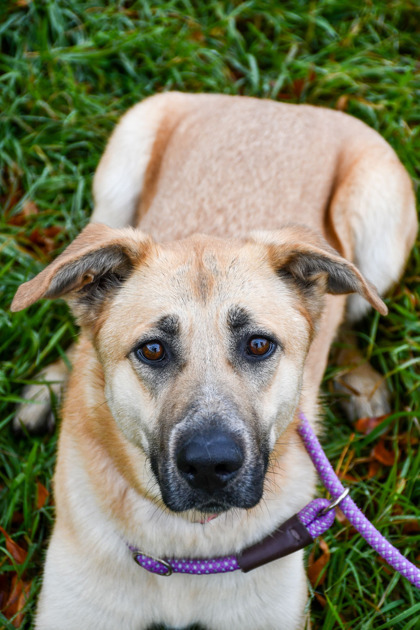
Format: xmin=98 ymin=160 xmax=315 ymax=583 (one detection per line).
xmin=12 ymin=223 xmax=386 ymax=514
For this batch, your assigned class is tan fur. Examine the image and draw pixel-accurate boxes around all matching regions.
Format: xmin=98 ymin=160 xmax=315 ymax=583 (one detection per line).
xmin=12 ymin=93 xmax=417 ymax=630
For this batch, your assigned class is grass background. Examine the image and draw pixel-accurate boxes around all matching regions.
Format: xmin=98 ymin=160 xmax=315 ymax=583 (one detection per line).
xmin=0 ymin=0 xmax=419 ymax=627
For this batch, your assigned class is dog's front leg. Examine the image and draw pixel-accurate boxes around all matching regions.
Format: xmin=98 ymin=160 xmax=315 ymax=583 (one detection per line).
xmin=35 ymin=526 xmax=157 ymax=630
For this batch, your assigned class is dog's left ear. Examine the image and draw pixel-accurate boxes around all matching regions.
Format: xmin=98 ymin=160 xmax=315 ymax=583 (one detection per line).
xmin=11 ymin=223 xmax=153 ymax=326
xmin=250 ymin=226 xmax=387 ymax=318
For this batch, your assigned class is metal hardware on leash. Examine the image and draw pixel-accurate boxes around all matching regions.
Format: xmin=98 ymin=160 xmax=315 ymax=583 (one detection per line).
xmin=319 ymin=488 xmax=350 ymax=516
xmin=298 ymin=412 xmax=420 ymax=589
xmin=131 ymin=550 xmax=173 ymax=576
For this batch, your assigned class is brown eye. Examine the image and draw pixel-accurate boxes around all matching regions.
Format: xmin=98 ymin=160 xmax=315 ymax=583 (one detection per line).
xmin=246 ymin=336 xmax=274 ymax=358
xmin=137 ymin=341 xmax=166 ymax=363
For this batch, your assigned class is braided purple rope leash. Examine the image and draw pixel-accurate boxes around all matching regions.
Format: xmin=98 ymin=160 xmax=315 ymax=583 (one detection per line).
xmin=298 ymin=412 xmax=420 ymax=588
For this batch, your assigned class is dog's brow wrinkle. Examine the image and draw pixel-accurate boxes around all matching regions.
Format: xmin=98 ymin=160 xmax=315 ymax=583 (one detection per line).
xmin=155 ymin=314 xmax=180 ymax=336
xmin=227 ymin=305 xmax=251 ymax=330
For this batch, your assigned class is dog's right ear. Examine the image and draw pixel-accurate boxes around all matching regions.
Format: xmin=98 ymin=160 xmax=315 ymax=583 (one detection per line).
xmin=11 ymin=223 xmax=153 ymax=326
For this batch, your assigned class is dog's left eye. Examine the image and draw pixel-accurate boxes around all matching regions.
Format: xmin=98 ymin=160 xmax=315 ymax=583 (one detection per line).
xmin=245 ymin=336 xmax=276 ymax=359
xmin=136 ymin=341 xmax=166 ymax=364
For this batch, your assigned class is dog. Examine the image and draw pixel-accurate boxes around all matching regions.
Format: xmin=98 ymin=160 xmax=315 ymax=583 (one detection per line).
xmin=12 ymin=93 xmax=417 ymax=629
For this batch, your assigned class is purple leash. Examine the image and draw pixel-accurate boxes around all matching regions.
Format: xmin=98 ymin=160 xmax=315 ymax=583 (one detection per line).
xmin=297 ymin=412 xmax=420 ymax=588
xmin=131 ymin=413 xmax=420 ymax=588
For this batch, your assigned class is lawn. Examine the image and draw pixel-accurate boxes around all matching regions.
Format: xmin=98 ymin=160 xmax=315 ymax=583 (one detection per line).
xmin=0 ymin=1 xmax=419 ymax=628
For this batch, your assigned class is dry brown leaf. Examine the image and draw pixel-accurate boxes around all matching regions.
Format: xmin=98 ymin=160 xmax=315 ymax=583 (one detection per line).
xmin=7 ymin=212 xmax=26 ymax=227
xmin=314 ymin=592 xmax=327 ymax=608
xmin=402 ymin=520 xmax=420 ymax=535
xmin=2 ymin=575 xmax=31 ymax=627
xmin=0 ymin=573 xmax=10 ymax=609
xmin=11 ymin=512 xmax=24 ymax=526
xmin=28 ymin=226 xmax=61 ymax=255
xmin=341 ymin=473 xmax=358 ymax=483
xmin=334 ymin=507 xmax=348 ymax=526
xmin=367 ymin=459 xmax=382 ymax=479
xmin=307 ymin=538 xmax=330 ymax=587
xmin=402 ymin=287 xmax=418 ymax=308
xmin=189 ymin=28 xmax=204 ymax=42
xmin=292 ymin=70 xmax=316 ymax=98
xmin=36 ymin=481 xmax=49 ymax=510
xmin=0 ymin=526 xmax=27 ymax=565
xmin=336 ymin=95 xmax=350 ymax=111
xmin=371 ymin=439 xmax=396 ymax=466
xmin=22 ymin=200 xmax=39 ymax=216
xmin=397 ymin=432 xmax=419 ymax=448
xmin=355 ymin=414 xmax=389 ymax=435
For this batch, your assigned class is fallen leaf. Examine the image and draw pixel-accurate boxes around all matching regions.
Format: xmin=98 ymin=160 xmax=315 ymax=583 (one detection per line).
xmin=36 ymin=481 xmax=49 ymax=510
xmin=28 ymin=225 xmax=62 ymax=255
xmin=2 ymin=575 xmax=31 ymax=627
xmin=275 ymin=92 xmax=293 ymax=100
xmin=371 ymin=439 xmax=396 ymax=466
xmin=397 ymin=432 xmax=418 ymax=448
xmin=22 ymin=200 xmax=39 ymax=216
xmin=336 ymin=94 xmax=349 ymax=111
xmin=0 ymin=526 xmax=27 ymax=564
xmin=314 ymin=592 xmax=327 ymax=607
xmin=0 ymin=573 xmax=10 ymax=609
xmin=341 ymin=474 xmax=358 ymax=483
xmin=11 ymin=512 xmax=24 ymax=526
xmin=189 ymin=28 xmax=204 ymax=42
xmin=367 ymin=459 xmax=381 ymax=478
xmin=307 ymin=538 xmax=330 ymax=587
xmin=7 ymin=212 xmax=27 ymax=227
xmin=292 ymin=78 xmax=306 ymax=97
xmin=355 ymin=414 xmax=389 ymax=435
xmin=334 ymin=507 xmax=348 ymax=525
xmin=402 ymin=520 xmax=420 ymax=535
xmin=402 ymin=287 xmax=417 ymax=308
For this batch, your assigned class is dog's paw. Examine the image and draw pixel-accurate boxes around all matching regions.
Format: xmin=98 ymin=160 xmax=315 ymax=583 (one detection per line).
xmin=13 ymin=360 xmax=70 ymax=435
xmin=13 ymin=381 xmax=60 ymax=435
xmin=334 ymin=361 xmax=391 ymax=422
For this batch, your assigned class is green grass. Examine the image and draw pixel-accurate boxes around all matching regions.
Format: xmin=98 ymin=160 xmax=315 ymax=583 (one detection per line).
xmin=0 ymin=0 xmax=419 ymax=628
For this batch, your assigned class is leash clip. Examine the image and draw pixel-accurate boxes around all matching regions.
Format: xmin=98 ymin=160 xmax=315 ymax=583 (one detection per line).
xmin=131 ymin=550 xmax=173 ymax=576
xmin=319 ymin=488 xmax=350 ymax=516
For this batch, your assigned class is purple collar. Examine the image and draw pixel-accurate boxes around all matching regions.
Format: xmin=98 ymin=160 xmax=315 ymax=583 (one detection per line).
xmin=129 ymin=413 xmax=420 ymax=588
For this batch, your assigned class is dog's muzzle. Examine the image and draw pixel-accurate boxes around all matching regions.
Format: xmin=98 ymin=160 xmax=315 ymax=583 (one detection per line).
xmin=152 ymin=404 xmax=269 ymax=513
xmin=176 ymin=428 xmax=245 ymax=493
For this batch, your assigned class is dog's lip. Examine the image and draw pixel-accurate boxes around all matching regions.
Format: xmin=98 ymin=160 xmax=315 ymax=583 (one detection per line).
xmin=194 ymin=513 xmax=219 ymax=525
xmin=190 ymin=501 xmax=228 ymax=523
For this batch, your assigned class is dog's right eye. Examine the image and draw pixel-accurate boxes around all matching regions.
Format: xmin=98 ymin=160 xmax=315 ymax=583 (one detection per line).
xmin=136 ymin=341 xmax=166 ymax=364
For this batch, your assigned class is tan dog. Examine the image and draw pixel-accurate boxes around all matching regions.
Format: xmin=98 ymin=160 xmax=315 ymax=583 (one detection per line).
xmin=12 ymin=93 xmax=416 ymax=630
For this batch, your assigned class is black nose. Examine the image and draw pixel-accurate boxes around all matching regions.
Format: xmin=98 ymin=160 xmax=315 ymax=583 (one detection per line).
xmin=176 ymin=430 xmax=244 ymax=493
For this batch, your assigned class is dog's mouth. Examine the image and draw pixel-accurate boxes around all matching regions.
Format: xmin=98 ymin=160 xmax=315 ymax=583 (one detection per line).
xmin=193 ymin=501 xmax=232 ymax=514
xmin=151 ymin=409 xmax=270 ymax=515
xmin=151 ymin=449 xmax=268 ymax=515
xmin=197 ymin=513 xmax=219 ymax=524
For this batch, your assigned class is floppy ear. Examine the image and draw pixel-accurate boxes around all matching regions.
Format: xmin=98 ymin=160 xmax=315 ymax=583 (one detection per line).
xmin=11 ymin=223 xmax=153 ymax=326
xmin=250 ymin=226 xmax=387 ymax=320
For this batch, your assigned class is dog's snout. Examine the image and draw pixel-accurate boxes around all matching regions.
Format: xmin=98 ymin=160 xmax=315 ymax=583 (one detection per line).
xmin=176 ymin=430 xmax=244 ymax=493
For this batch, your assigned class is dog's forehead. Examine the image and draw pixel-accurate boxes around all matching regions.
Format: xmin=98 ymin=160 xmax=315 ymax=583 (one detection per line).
xmin=125 ymin=235 xmax=284 ymax=309
xmin=100 ymin=234 xmax=303 ymax=354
